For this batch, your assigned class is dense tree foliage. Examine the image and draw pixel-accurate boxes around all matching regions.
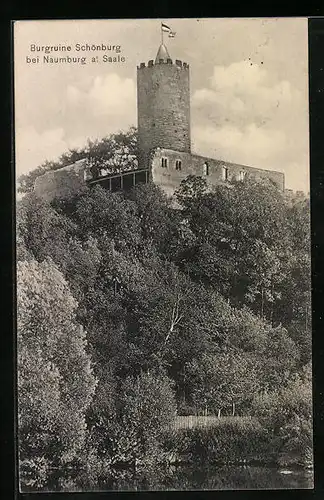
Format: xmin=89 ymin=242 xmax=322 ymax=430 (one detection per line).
xmin=174 ymin=177 xmax=310 ymax=330
xmin=251 ymin=363 xmax=312 ymax=465
xmin=17 ymin=130 xmax=312 ymax=484
xmin=17 ymin=258 xmax=97 ymax=484
xmin=87 ymin=370 xmax=177 ymax=467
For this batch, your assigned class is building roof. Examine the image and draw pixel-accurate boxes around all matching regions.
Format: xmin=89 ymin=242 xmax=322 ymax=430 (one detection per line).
xmin=155 ymin=43 xmax=171 ymax=63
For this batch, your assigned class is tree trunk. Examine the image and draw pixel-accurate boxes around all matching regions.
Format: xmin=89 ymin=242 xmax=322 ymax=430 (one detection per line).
xmin=218 ymin=409 xmax=221 ymax=418
xmin=232 ymin=401 xmax=235 ymax=417
xmin=270 ymin=295 xmax=274 ymax=326
xmin=270 ymin=281 xmax=274 ymax=326
xmin=261 ymin=288 xmax=264 ymax=320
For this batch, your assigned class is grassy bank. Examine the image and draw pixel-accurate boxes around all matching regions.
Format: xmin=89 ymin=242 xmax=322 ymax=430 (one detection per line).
xmin=162 ymin=416 xmax=312 ymax=467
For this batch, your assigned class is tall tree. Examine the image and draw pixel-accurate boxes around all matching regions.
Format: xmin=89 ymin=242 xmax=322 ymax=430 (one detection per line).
xmin=186 ymin=350 xmax=260 ymax=416
xmin=17 ymin=258 xmax=97 ymax=476
xmin=175 ymin=176 xmax=310 ymax=331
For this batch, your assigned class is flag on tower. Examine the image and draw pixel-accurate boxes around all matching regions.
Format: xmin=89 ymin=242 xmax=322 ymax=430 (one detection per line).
xmin=161 ymin=23 xmax=176 ymax=37
xmin=161 ymin=23 xmax=172 ymax=32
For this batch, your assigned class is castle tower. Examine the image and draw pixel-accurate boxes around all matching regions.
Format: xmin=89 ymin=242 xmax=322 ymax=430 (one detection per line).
xmin=137 ymin=41 xmax=191 ymax=167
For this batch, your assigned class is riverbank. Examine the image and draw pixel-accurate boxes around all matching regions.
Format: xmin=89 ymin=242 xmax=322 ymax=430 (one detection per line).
xmin=21 ymin=462 xmax=314 ymax=492
xmin=19 ymin=415 xmax=313 ymax=492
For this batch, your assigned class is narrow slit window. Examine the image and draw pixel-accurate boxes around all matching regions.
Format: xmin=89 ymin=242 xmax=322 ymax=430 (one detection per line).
xmin=161 ymin=157 xmax=168 ymax=168
xmin=175 ymin=160 xmax=182 ymax=171
xmin=222 ymin=165 xmax=229 ymax=181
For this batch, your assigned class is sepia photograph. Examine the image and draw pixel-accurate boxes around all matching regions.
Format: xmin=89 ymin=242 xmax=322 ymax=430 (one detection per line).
xmin=14 ymin=17 xmax=313 ymax=491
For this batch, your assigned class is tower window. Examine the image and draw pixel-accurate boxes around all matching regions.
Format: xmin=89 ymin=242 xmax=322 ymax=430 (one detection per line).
xmin=239 ymin=170 xmax=246 ymax=181
xmin=222 ymin=165 xmax=229 ymax=181
xmin=175 ymin=160 xmax=182 ymax=171
xmin=161 ymin=157 xmax=168 ymax=168
xmin=203 ymin=162 xmax=209 ymax=176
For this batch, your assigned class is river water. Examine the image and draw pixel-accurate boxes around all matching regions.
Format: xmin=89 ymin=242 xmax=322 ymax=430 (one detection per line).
xmin=23 ymin=463 xmax=313 ymax=492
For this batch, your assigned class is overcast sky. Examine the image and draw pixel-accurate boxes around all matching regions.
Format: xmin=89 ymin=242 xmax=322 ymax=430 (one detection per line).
xmin=14 ymin=18 xmax=309 ymax=191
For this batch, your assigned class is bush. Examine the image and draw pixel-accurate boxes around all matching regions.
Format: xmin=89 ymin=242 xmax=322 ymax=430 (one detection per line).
xmin=19 ymin=457 xmax=51 ymax=490
xmin=89 ymin=370 xmax=177 ymax=467
xmin=251 ymin=371 xmax=313 ymax=465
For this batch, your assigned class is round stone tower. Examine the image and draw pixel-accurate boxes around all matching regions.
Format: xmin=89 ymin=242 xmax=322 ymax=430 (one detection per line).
xmin=137 ymin=43 xmax=191 ymax=167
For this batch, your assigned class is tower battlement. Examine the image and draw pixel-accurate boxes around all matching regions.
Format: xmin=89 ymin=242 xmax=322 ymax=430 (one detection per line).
xmin=137 ymin=59 xmax=189 ymax=69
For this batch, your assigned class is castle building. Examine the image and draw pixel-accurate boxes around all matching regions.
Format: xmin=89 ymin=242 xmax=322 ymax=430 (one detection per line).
xmin=34 ymin=41 xmax=284 ymax=202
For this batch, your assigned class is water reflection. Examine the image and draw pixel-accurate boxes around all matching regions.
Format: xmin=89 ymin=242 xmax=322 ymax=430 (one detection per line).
xmin=22 ymin=463 xmax=314 ymax=492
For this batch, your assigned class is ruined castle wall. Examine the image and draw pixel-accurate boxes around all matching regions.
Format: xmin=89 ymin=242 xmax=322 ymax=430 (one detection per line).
xmin=137 ymin=59 xmax=190 ymax=167
xmin=34 ymin=149 xmax=285 ymax=202
xmin=151 ymin=148 xmax=285 ymax=197
xmin=34 ymin=159 xmax=89 ymax=202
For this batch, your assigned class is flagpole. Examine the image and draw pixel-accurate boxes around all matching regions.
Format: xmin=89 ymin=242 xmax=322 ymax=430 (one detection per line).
xmin=161 ymin=22 xmax=163 ymax=45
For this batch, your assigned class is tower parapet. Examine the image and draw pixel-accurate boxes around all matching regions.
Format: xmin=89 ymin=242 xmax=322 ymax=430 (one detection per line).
xmin=137 ymin=59 xmax=189 ymax=69
xmin=137 ymin=43 xmax=191 ymax=168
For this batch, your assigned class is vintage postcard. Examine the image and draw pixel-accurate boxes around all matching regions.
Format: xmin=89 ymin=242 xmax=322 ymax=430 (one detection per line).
xmin=14 ymin=18 xmax=313 ymax=492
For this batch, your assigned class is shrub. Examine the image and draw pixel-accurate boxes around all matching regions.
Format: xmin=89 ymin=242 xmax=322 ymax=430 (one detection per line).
xmin=251 ymin=370 xmax=313 ymax=465
xmin=89 ymin=370 xmax=177 ymax=467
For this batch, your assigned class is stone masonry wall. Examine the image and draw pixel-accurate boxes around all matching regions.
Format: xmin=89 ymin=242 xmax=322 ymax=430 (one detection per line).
xmin=151 ymin=148 xmax=285 ymax=197
xmin=137 ymin=59 xmax=190 ymax=167
xmin=34 ymin=159 xmax=89 ymax=202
